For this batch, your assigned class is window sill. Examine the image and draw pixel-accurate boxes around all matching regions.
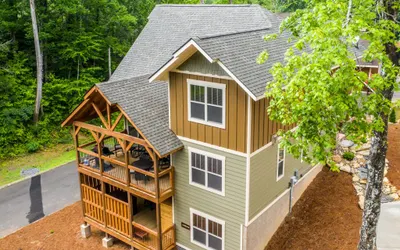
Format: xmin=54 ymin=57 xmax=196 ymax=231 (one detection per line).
xmin=188 ymin=118 xmax=225 ymax=129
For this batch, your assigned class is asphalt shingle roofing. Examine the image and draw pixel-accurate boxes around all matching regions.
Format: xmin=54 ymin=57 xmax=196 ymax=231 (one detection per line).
xmin=110 ymin=4 xmax=272 ymax=82
xmin=97 ymin=75 xmax=183 ymax=157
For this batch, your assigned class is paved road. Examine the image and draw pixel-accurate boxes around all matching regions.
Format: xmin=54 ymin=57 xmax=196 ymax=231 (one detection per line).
xmin=377 ymin=201 xmax=400 ymax=250
xmin=0 ymin=161 xmax=80 ymax=238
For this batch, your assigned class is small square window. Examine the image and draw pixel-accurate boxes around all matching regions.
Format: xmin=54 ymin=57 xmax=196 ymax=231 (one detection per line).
xmin=277 ymin=146 xmax=285 ymax=181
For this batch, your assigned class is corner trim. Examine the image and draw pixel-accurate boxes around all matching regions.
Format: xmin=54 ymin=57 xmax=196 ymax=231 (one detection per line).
xmin=244 ymin=95 xmax=252 ymax=226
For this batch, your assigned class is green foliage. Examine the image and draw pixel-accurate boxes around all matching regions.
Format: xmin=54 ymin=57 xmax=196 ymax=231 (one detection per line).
xmin=343 ymin=152 xmax=355 ymax=161
xmin=0 ymin=0 xmax=308 ymax=160
xmin=259 ymin=0 xmax=400 ymax=167
xmin=389 ymin=109 xmax=396 ymax=123
xmin=26 ymin=142 xmax=40 ymax=153
xmin=0 ymin=0 xmax=148 ymax=159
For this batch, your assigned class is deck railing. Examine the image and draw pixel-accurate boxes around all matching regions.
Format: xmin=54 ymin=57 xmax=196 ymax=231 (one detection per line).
xmin=81 ymin=184 xmax=104 ymax=224
xmin=105 ymin=194 xmax=130 ymax=237
xmin=162 ymin=225 xmax=176 ymax=250
xmin=81 ymin=184 xmax=175 ymax=250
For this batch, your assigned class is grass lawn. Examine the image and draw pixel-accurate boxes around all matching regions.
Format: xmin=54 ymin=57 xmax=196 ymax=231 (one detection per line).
xmin=0 ymin=144 xmax=76 ymax=187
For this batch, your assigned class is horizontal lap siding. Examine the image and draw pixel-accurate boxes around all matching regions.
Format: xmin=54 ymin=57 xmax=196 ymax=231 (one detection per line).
xmin=250 ymin=98 xmax=296 ymax=153
xmin=249 ymin=144 xmax=311 ymax=220
xmin=173 ymin=141 xmax=246 ymax=250
xmin=170 ymin=72 xmax=247 ymax=153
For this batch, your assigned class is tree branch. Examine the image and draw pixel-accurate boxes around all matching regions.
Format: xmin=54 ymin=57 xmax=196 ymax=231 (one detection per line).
xmin=343 ymin=0 xmax=353 ymax=28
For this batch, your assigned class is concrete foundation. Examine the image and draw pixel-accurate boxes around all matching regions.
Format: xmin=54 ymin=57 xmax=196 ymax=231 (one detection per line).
xmin=102 ymin=235 xmax=114 ymax=248
xmin=80 ymin=223 xmax=91 ymax=238
xmin=244 ymin=164 xmax=323 ymax=250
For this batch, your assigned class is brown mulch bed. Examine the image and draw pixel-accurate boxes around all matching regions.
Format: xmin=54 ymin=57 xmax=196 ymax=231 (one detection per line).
xmin=0 ymin=202 xmax=130 ymax=250
xmin=265 ymin=167 xmax=362 ymax=250
xmin=387 ymin=124 xmax=400 ymax=189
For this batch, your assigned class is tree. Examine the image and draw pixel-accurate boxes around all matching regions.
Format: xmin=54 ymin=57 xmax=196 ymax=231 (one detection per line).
xmin=258 ymin=0 xmax=399 ymax=249
xmin=30 ymin=0 xmax=43 ymax=123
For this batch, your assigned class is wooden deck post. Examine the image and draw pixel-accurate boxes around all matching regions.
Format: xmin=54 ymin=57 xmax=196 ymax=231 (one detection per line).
xmin=125 ymin=141 xmax=130 ymax=186
xmin=153 ymin=153 xmax=162 ymax=250
xmin=127 ymin=193 xmax=133 ymax=240
xmin=73 ymin=124 xmax=86 ymax=221
xmin=97 ymin=133 xmax=104 ymax=175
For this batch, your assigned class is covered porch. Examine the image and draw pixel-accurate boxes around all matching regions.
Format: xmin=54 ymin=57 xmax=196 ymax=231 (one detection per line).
xmin=61 ymin=83 xmax=183 ymax=250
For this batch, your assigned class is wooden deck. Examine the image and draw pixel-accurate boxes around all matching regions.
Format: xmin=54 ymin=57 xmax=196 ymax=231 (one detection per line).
xmin=81 ymin=183 xmax=175 ymax=250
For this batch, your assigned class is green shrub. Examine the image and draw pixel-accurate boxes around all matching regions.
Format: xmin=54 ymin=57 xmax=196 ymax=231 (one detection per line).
xmin=389 ymin=109 xmax=396 ymax=123
xmin=343 ymin=151 xmax=355 ymax=161
xmin=26 ymin=141 xmax=40 ymax=153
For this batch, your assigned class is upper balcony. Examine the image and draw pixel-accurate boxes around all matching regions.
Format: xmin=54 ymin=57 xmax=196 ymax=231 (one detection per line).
xmin=61 ymin=85 xmax=182 ymax=202
xmin=75 ymin=125 xmax=174 ymax=202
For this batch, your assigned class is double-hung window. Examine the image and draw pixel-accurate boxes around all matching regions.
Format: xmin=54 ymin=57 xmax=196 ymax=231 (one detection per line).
xmin=277 ymin=146 xmax=285 ymax=181
xmin=191 ymin=208 xmax=224 ymax=250
xmin=189 ymin=147 xmax=225 ymax=196
xmin=188 ymin=79 xmax=226 ymax=128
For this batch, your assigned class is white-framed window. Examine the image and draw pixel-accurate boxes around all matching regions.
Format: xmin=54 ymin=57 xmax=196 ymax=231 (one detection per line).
xmin=189 ymin=147 xmax=225 ymax=196
xmin=190 ymin=208 xmax=225 ymax=250
xmin=276 ymin=145 xmax=285 ymax=181
xmin=187 ymin=79 xmax=226 ymax=129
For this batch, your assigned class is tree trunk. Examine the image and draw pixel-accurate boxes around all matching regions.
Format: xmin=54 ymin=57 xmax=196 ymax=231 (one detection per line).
xmin=108 ymin=47 xmax=111 ymax=79
xmin=30 ymin=0 xmax=43 ymax=124
xmin=358 ymin=102 xmax=391 ymax=250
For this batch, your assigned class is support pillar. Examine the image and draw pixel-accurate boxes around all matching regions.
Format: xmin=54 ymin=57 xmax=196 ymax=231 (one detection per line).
xmin=80 ymin=223 xmax=91 ymax=238
xmin=102 ymin=234 xmax=114 ymax=248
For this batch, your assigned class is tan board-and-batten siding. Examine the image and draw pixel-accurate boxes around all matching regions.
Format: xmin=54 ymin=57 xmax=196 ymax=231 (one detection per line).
xmin=169 ymin=72 xmax=248 ymax=153
xmin=250 ymin=98 xmax=296 ymax=153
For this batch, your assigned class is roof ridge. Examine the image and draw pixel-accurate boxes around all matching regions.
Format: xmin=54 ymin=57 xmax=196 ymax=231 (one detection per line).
xmin=197 ymin=28 xmax=270 ymax=40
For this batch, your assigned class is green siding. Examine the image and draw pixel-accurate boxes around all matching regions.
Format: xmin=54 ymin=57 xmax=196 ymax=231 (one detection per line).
xmin=177 ymin=51 xmax=229 ymax=77
xmin=173 ymin=140 xmax=246 ymax=250
xmin=249 ymin=144 xmax=311 ymax=220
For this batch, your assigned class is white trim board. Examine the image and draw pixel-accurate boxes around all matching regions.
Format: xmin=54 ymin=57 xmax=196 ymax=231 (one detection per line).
xmin=176 ymin=243 xmax=193 ymax=250
xmin=172 ymin=69 xmax=233 ymax=80
xmin=188 ymin=146 xmax=226 ymax=196
xmin=177 ymin=136 xmax=247 ymax=158
xmin=245 ymin=95 xmax=252 ymax=227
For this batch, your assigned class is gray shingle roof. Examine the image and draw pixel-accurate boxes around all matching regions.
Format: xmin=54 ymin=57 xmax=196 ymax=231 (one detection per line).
xmin=192 ymin=14 xmax=288 ymax=98
xmin=97 ymin=75 xmax=183 ymax=157
xmin=110 ymin=4 xmax=271 ymax=82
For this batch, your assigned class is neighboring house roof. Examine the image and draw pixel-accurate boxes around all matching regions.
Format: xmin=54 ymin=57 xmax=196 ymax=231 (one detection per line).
xmin=97 ymin=74 xmax=183 ymax=157
xmin=110 ymin=4 xmax=271 ymax=82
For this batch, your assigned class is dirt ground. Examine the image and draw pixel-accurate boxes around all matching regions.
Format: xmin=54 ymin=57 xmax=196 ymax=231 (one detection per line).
xmin=265 ymin=167 xmax=362 ymax=250
xmin=387 ymin=124 xmax=400 ymax=189
xmin=0 ymin=202 xmax=130 ymax=250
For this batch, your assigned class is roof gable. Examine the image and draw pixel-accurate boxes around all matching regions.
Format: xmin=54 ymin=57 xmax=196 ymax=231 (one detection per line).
xmin=109 ymin=4 xmax=271 ymax=82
